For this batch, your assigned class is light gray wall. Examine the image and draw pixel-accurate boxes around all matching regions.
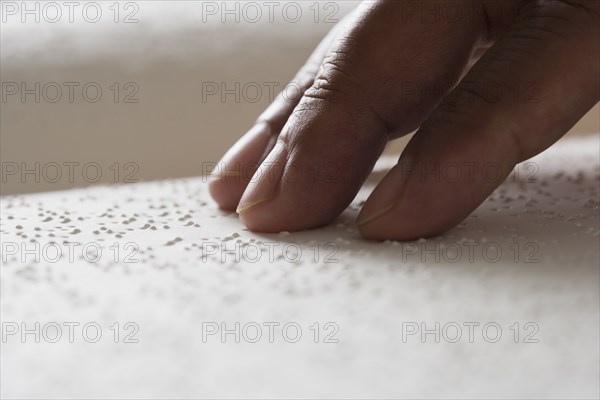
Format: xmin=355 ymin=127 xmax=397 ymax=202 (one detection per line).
xmin=1 ymin=1 xmax=597 ymax=195
xmin=1 ymin=1 xmax=359 ymax=194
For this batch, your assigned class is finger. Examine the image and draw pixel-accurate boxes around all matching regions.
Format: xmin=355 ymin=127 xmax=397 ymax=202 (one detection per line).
xmin=209 ymin=14 xmax=354 ymax=211
xmin=358 ymin=0 xmax=600 ymax=240
xmin=237 ymin=0 xmax=498 ymax=232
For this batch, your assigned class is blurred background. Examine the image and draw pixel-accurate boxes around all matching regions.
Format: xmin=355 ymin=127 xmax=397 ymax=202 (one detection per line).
xmin=1 ymin=0 xmax=598 ymax=195
xmin=2 ymin=3 xmax=599 ymax=399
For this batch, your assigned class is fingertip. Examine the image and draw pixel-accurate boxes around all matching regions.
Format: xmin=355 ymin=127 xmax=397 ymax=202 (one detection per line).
xmin=356 ymin=152 xmax=476 ymax=241
xmin=357 ymin=210 xmax=447 ymax=242
xmin=207 ymin=122 xmax=274 ymax=211
xmin=237 ymin=199 xmax=283 ymax=233
xmin=208 ymin=176 xmax=243 ymax=212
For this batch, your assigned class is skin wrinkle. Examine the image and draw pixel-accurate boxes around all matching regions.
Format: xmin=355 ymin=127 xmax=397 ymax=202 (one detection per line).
xmin=481 ymin=0 xmax=527 ymax=40
xmin=211 ymin=0 xmax=600 ymax=239
xmin=553 ymin=0 xmax=600 ymax=20
xmin=299 ymin=54 xmax=394 ymax=144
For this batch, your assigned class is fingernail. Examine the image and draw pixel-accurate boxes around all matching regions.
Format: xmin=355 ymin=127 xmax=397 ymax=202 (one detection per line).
xmin=356 ymin=202 xmax=398 ymax=227
xmin=237 ymin=142 xmax=287 ymax=214
xmin=357 ymin=157 xmax=412 ymax=227
xmin=209 ymin=169 xmax=240 ymax=180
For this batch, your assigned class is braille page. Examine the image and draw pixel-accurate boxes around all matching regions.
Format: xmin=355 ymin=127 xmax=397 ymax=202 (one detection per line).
xmin=1 ymin=135 xmax=599 ymax=399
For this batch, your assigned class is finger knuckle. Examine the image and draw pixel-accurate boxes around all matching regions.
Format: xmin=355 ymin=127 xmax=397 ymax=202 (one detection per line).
xmin=302 ymin=49 xmax=360 ymax=104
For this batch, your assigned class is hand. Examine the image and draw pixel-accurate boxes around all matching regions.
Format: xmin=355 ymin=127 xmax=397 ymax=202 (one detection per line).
xmin=209 ymin=0 xmax=599 ymax=240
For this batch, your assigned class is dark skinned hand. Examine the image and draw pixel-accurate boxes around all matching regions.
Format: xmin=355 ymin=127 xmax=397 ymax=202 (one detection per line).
xmin=210 ymin=0 xmax=600 ymax=240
